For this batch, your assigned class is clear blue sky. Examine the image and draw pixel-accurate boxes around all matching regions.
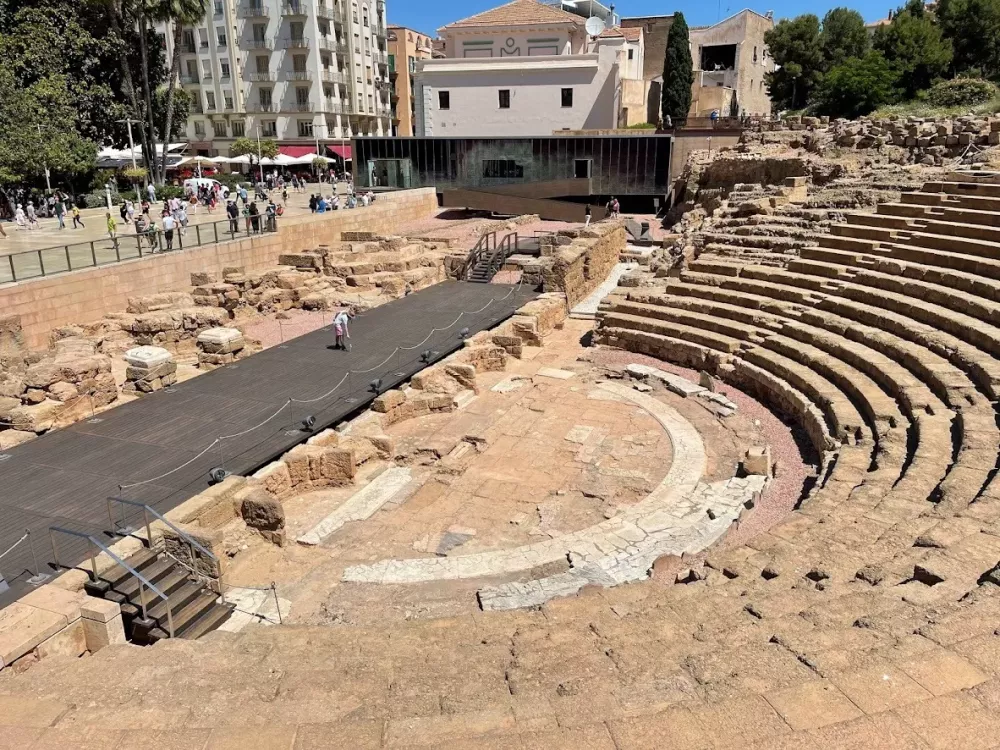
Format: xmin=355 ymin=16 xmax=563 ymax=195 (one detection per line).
xmin=387 ymin=0 xmax=894 ymax=35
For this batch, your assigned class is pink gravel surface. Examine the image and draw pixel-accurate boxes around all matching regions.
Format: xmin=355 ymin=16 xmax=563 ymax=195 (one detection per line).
xmin=588 ymin=347 xmax=815 ymax=549
xmin=242 ymin=309 xmax=337 ymax=349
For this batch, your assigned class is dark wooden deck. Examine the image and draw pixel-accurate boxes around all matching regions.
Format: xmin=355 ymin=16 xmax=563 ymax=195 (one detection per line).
xmin=0 ymin=281 xmax=535 ymax=606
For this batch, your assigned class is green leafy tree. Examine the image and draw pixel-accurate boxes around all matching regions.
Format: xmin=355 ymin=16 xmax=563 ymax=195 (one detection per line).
xmin=820 ymin=8 xmax=870 ymax=67
xmin=231 ymin=137 xmax=279 ymax=178
xmin=814 ymin=51 xmax=898 ymax=118
xmin=873 ymin=0 xmax=952 ymax=99
xmin=937 ymin=0 xmax=1000 ymax=77
xmin=152 ymin=0 xmax=208 ymax=184
xmin=661 ymin=12 xmax=693 ymax=123
xmin=764 ymin=14 xmax=824 ymax=110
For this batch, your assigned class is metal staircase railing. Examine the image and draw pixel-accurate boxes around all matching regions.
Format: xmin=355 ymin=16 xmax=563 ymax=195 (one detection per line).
xmin=107 ymin=497 xmax=224 ymax=596
xmin=48 ymin=526 xmax=175 ymax=637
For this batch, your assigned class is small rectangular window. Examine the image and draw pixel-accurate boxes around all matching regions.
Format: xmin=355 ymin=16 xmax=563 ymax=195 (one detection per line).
xmin=627 ymin=49 xmax=634 ymax=60
xmin=298 ymin=120 xmax=314 ymax=137
xmin=232 ymin=121 xmax=246 ymax=137
xmin=498 ymin=89 xmax=510 ymax=109
xmin=438 ymin=90 xmax=450 ymax=109
xmin=213 ymin=121 xmax=227 ymax=137
xmin=482 ymin=160 xmax=523 ymax=179
xmin=262 ymin=120 xmax=276 ymax=137
xmin=561 ymin=88 xmax=573 ymax=107
xmin=217 ymin=28 xmax=226 ymax=47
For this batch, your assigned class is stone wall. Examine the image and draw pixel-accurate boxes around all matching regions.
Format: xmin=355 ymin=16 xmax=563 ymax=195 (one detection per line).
xmin=0 ymin=189 xmax=439 ymax=349
xmin=539 ymin=224 xmax=626 ymax=308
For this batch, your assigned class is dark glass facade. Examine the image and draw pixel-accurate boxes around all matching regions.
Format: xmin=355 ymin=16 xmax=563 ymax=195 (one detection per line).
xmin=352 ymin=135 xmax=673 ymax=197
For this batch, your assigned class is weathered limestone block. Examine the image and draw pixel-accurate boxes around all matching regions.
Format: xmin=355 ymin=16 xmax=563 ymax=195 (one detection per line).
xmin=80 ymin=598 xmax=126 ymax=652
xmin=284 ymin=444 xmax=325 ymax=487
xmin=0 ymin=315 xmax=26 ymax=355
xmin=372 ymin=390 xmax=405 ymax=413
xmin=197 ymin=327 xmax=245 ymax=355
xmin=320 ymin=446 xmax=357 ymax=484
xmin=0 ymin=429 xmax=34 ymax=450
xmin=159 ymin=523 xmax=225 ymax=580
xmin=252 ymin=461 xmax=293 ymax=497
xmin=47 ymin=382 xmax=79 ymax=403
xmin=35 ymin=620 xmax=87 ymax=660
xmin=743 ymin=446 xmax=772 ymax=476
xmin=190 ymin=271 xmax=217 ymax=286
xmin=240 ymin=489 xmax=287 ymax=545
xmin=8 ymin=400 xmax=61 ymax=433
xmin=126 ymin=292 xmax=194 ymax=314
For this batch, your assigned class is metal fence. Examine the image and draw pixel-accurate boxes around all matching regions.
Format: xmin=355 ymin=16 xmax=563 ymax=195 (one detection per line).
xmin=0 ymin=215 xmax=278 ymax=285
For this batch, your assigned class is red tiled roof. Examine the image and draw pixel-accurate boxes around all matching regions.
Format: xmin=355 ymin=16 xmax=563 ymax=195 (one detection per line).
xmin=444 ymin=0 xmax=584 ymax=29
xmin=598 ymin=26 xmax=641 ymax=41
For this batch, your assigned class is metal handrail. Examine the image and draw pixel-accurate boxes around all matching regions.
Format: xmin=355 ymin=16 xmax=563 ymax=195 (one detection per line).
xmin=107 ymin=497 xmax=224 ymax=596
xmin=1 ymin=214 xmax=278 ymax=285
xmin=463 ymin=231 xmax=496 ymax=280
xmin=48 ymin=526 xmax=175 ymax=638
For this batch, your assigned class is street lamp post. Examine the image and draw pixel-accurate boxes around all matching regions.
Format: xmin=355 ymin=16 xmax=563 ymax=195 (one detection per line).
xmin=256 ymin=125 xmax=264 ymax=185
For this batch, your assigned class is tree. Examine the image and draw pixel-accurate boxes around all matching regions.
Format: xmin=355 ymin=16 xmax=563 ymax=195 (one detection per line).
xmin=814 ymin=51 xmax=898 ymax=118
xmin=764 ymin=14 xmax=824 ymax=110
xmin=728 ymin=89 xmax=739 ymax=118
xmin=937 ymin=0 xmax=1000 ymax=78
xmin=661 ymin=12 xmax=693 ymax=123
xmin=820 ymin=8 xmax=870 ymax=68
xmin=152 ymin=0 xmax=208 ymax=185
xmin=873 ymin=0 xmax=952 ymax=99
xmin=231 ymin=137 xmax=279 ymax=179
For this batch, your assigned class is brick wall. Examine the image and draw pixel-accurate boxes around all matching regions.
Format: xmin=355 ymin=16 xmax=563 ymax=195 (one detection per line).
xmin=0 ymin=189 xmax=439 ymax=348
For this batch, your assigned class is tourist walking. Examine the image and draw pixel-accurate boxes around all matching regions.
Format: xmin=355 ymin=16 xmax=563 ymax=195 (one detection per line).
xmin=332 ymin=308 xmax=355 ymax=350
xmin=106 ymin=212 xmax=118 ymax=248
xmin=146 ymin=182 xmax=156 ymax=203
xmin=26 ymin=202 xmax=39 ymax=229
xmin=161 ymin=210 xmax=176 ymax=250
xmin=53 ymin=198 xmax=65 ymax=229
xmin=584 ymin=204 xmax=592 ymax=227
xmin=249 ymin=201 xmax=260 ymax=233
xmin=71 ymin=204 xmax=84 ymax=229
xmin=14 ymin=204 xmax=26 ymax=230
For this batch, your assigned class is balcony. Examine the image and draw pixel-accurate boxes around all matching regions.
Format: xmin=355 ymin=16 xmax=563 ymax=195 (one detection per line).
xmin=293 ymin=102 xmax=312 ymax=111
xmin=180 ymin=74 xmax=200 ymax=84
xmin=280 ymin=2 xmax=307 ymax=15
xmin=248 ymin=102 xmax=275 ymax=112
xmin=317 ymin=5 xmax=336 ymax=19
xmin=247 ymin=38 xmax=273 ymax=50
xmin=280 ymin=37 xmax=310 ymax=49
xmin=203 ymin=73 xmax=214 ymax=81
xmin=325 ymin=101 xmax=345 ymax=114
xmin=289 ymin=71 xmax=312 ymax=82
xmin=206 ymin=103 xmax=217 ymax=112
xmin=321 ymin=70 xmax=346 ymax=84
xmin=181 ymin=43 xmax=197 ymax=54
xmin=318 ymin=37 xmax=345 ymax=53
xmin=249 ymin=72 xmax=274 ymax=82
xmin=237 ymin=3 xmax=269 ymax=17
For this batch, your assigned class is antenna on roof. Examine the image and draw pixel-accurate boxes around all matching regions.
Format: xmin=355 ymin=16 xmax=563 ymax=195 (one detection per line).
xmin=585 ymin=15 xmax=606 ymax=37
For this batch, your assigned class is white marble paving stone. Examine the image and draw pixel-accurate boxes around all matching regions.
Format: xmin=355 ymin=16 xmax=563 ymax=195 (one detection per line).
xmin=536 ymin=367 xmax=576 ymax=380
xmin=298 ymin=467 xmax=412 ymax=546
xmin=569 ymin=262 xmax=638 ymax=319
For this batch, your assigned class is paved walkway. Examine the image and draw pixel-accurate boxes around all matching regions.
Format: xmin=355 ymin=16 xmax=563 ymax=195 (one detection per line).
xmin=0 ymin=281 xmax=534 ymax=606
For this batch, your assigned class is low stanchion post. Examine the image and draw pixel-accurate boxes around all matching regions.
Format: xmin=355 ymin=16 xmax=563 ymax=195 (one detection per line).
xmin=195 ymin=224 xmax=202 ymax=246
xmin=37 ymin=250 xmax=46 ymax=277
xmin=90 ymin=241 xmax=97 ymax=267
xmin=8 ymin=255 xmax=15 ymax=283
xmin=64 ymin=245 xmax=72 ymax=272
xmin=25 ymin=530 xmax=50 ymax=585
xmin=272 ymin=581 xmax=282 ymax=624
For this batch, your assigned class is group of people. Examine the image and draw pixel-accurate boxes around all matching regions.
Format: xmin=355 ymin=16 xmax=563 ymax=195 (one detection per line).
xmin=309 ymin=189 xmax=374 ymax=214
xmin=7 ymin=190 xmax=86 ymax=234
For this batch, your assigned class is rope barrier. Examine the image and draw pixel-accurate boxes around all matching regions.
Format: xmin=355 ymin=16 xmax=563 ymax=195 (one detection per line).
xmin=0 ymin=532 xmax=29 ymax=562
xmin=92 ymin=281 xmax=527 ymax=493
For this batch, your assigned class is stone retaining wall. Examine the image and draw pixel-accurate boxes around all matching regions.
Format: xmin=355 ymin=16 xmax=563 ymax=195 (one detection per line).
xmin=0 ymin=189 xmax=439 ymax=348
xmin=536 ymin=224 xmax=626 ymax=308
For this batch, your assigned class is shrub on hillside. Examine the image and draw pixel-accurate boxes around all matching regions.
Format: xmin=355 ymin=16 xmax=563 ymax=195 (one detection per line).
xmin=926 ymin=77 xmax=998 ymax=107
xmin=813 ymin=51 xmax=898 ymax=119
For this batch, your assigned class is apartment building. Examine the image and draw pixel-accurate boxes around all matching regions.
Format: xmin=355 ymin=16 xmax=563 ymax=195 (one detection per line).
xmin=413 ymin=0 xmax=624 ymax=137
xmin=158 ymin=0 xmax=393 ymax=159
xmin=387 ymin=26 xmax=433 ymax=137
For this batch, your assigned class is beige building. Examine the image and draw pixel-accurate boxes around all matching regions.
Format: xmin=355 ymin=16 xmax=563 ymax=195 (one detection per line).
xmin=157 ymin=0 xmax=393 ymax=159
xmin=622 ymin=8 xmax=774 ymax=121
xmin=413 ymin=0 xmax=626 ymax=137
xmin=387 ymin=26 xmax=433 ymax=136
xmin=597 ymin=26 xmax=648 ymax=127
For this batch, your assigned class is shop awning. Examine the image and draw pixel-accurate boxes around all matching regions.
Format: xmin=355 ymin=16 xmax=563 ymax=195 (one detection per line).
xmin=279 ymin=145 xmax=317 ymax=158
xmin=330 ymin=144 xmax=352 ymax=160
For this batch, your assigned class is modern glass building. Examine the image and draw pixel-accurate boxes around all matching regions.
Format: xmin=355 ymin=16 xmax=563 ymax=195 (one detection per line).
xmin=351 ymin=135 xmax=673 ymax=198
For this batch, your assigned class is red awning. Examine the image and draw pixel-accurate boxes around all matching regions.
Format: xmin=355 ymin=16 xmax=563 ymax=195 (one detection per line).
xmin=330 ymin=144 xmax=352 ymax=160
xmin=279 ymin=145 xmax=317 ymax=158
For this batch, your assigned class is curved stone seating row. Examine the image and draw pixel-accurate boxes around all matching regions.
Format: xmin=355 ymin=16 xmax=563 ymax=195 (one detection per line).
xmin=678 ymin=265 xmax=1000 ymax=501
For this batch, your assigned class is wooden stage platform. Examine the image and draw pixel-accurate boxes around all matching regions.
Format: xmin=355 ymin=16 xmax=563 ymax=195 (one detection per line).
xmin=0 ymin=281 xmax=535 ymax=606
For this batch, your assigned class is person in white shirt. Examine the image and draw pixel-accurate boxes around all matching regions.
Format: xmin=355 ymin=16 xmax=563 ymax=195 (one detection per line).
xmin=332 ymin=308 xmax=355 ymax=350
xmin=161 ymin=211 xmax=176 ymax=250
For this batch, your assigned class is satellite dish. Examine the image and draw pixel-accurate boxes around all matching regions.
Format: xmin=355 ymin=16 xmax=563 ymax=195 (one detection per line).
xmin=585 ymin=16 xmax=606 ymax=37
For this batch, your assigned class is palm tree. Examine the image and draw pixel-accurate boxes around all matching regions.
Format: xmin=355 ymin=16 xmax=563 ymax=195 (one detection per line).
xmin=152 ymin=0 xmax=208 ymax=184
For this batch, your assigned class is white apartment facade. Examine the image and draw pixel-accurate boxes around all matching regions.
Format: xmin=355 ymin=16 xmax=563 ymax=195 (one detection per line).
xmin=413 ymin=0 xmax=628 ymax=137
xmin=158 ymin=0 xmax=392 ymax=158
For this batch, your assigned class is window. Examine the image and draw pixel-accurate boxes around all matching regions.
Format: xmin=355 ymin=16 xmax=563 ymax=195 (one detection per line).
xmin=482 ymin=160 xmax=523 ymax=179
xmin=214 ymin=0 xmax=223 ymax=14
xmin=217 ymin=27 xmax=226 ymax=47
xmin=202 ymin=60 xmax=213 ymax=79
xmin=224 ymin=94 xmax=233 ymax=110
xmin=368 ymin=93 xmax=373 ymax=108
xmin=753 ymin=46 xmax=758 ymax=63
xmin=290 ymin=21 xmax=305 ymax=41
xmin=628 ymin=49 xmax=634 ymax=60
xmin=498 ymin=89 xmax=510 ymax=109
xmin=232 ymin=121 xmax=246 ymax=137
xmin=319 ymin=21 xmax=329 ymax=36
xmin=198 ymin=29 xmax=208 ymax=47
xmin=186 ymin=60 xmax=198 ymax=77
xmin=213 ymin=121 xmax=227 ymax=137
xmin=259 ymin=88 xmax=272 ymax=106
xmin=321 ymin=53 xmax=331 ymax=69
xmin=296 ymin=87 xmax=310 ymax=105
xmin=256 ymin=56 xmax=269 ymax=74
xmin=221 ymin=61 xmax=231 ymax=79
xmin=261 ymin=120 xmax=277 ymax=136
xmin=252 ymin=24 xmax=267 ymax=42
xmin=574 ymin=159 xmax=591 ymax=178
xmin=194 ymin=121 xmax=205 ymax=136
xmin=205 ymin=91 xmax=216 ymax=110
xmin=182 ymin=30 xmax=195 ymax=50
xmin=293 ymin=55 xmax=307 ymax=72
xmin=561 ymin=88 xmax=573 ymax=107
xmin=298 ymin=120 xmax=315 ymax=136
xmin=438 ymin=90 xmax=450 ymax=109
